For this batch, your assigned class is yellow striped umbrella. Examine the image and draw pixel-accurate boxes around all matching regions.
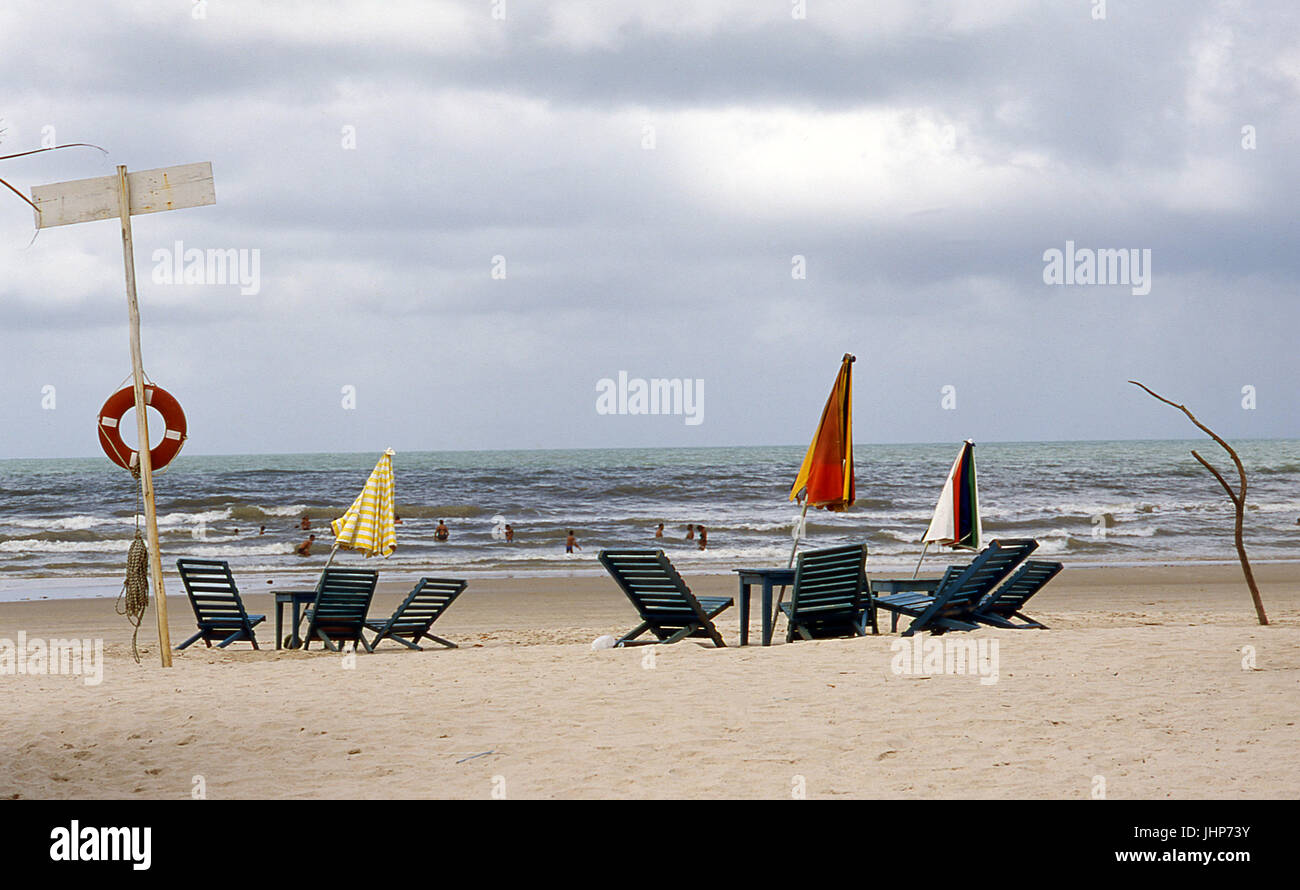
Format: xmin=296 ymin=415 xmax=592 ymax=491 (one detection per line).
xmin=329 ymin=448 xmax=397 ymax=560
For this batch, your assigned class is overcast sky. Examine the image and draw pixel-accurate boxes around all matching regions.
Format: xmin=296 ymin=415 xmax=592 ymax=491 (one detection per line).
xmin=1 ymin=1 xmax=1296 ymax=459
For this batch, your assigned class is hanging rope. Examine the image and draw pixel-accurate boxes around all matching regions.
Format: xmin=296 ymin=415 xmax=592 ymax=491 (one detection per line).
xmin=114 ymin=462 xmax=149 ymax=663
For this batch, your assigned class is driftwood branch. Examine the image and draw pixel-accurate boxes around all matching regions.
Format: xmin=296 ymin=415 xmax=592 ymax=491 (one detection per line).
xmin=1189 ymin=450 xmax=1238 ymax=508
xmin=1129 ymin=380 xmax=1268 ymax=625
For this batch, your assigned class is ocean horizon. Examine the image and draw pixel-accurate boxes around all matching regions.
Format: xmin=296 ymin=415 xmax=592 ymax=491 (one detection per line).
xmin=0 ymin=438 xmax=1296 ymax=601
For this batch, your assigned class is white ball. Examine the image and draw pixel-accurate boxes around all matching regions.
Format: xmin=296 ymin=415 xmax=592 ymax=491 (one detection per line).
xmin=591 ymin=634 xmax=617 ymax=651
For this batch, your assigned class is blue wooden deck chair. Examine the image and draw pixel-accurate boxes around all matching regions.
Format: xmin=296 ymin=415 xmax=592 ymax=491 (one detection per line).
xmin=302 ymin=567 xmax=379 ymax=653
xmin=366 ymin=577 xmax=468 ymax=650
xmin=873 ymin=539 xmax=1038 ymax=636
xmin=779 ymin=543 xmax=874 ymax=641
xmin=175 ymin=559 xmax=266 ymax=650
xmin=598 ymin=549 xmax=732 ymax=647
xmin=972 ymin=560 xmax=1062 ymax=629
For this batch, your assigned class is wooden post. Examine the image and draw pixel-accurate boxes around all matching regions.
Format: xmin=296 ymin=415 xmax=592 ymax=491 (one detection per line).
xmin=29 ymin=160 xmax=214 ymax=669
xmin=116 ymin=165 xmax=172 ymax=666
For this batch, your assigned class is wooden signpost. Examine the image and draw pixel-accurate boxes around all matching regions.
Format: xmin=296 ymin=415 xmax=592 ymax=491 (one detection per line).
xmin=31 ymin=162 xmax=216 ymax=667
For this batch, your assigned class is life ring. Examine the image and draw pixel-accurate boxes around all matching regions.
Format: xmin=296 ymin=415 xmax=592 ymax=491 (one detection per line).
xmin=98 ymin=384 xmax=187 ymax=472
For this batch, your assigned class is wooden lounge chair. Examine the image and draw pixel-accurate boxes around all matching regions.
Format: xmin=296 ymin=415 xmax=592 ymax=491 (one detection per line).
xmin=972 ymin=560 xmax=1062 ymax=629
xmin=598 ymin=549 xmax=733 ymax=647
xmin=175 ymin=558 xmax=266 ymax=650
xmin=779 ymin=543 xmax=874 ymax=641
xmin=366 ymin=577 xmax=468 ymax=650
xmin=872 ymin=539 xmax=1038 ymax=636
xmin=302 ymin=567 xmax=379 ymax=653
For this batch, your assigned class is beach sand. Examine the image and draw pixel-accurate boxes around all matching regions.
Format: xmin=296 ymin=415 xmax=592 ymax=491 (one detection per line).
xmin=2 ymin=563 xmax=1297 ymax=800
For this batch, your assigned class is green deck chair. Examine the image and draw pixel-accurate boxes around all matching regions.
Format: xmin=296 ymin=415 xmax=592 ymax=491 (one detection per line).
xmin=175 ymin=559 xmax=266 ymax=650
xmin=780 ymin=543 xmax=875 ymax=641
xmin=599 ymin=549 xmax=732 ymax=647
xmin=872 ymin=539 xmax=1038 ymax=636
xmin=973 ymin=560 xmax=1062 ymax=629
xmin=366 ymin=578 xmax=468 ymax=650
xmin=302 ymin=567 xmax=379 ymax=653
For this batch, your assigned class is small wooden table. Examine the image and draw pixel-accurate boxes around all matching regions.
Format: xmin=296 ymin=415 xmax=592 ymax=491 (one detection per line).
xmin=732 ymin=567 xmax=795 ymax=646
xmin=275 ymin=590 xmax=318 ymax=650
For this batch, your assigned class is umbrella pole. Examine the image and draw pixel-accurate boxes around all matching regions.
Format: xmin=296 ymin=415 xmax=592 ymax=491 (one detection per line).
xmin=774 ymin=501 xmax=809 ymax=633
xmin=787 ymin=501 xmax=809 ymax=569
xmin=911 ymin=542 xmax=930 ymax=579
xmin=291 ymin=542 xmax=338 ymax=648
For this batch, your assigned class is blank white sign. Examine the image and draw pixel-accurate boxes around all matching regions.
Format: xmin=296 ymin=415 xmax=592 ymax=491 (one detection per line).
xmin=30 ymin=162 xmax=216 ymax=229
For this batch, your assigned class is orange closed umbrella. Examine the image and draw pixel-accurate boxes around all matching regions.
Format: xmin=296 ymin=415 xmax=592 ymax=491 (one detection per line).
xmin=787 ymin=354 xmax=856 ymax=568
xmin=789 ymin=353 xmax=856 ymax=513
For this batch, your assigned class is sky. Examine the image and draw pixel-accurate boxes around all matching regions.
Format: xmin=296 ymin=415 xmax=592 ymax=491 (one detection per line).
xmin=0 ymin=0 xmax=1297 ymax=459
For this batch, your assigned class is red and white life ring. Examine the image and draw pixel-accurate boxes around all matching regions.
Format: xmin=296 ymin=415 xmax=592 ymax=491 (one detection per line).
xmin=97 ymin=384 xmax=188 ymax=472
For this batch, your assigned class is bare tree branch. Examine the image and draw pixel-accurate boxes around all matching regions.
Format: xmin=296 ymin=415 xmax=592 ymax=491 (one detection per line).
xmin=0 ymin=142 xmax=109 ymax=215
xmin=1130 ymin=380 xmax=1268 ymax=625
xmin=1191 ymin=450 xmax=1239 ymax=509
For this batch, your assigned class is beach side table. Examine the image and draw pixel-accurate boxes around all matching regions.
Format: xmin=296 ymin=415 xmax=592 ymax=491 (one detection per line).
xmin=732 ymin=567 xmax=795 ymax=646
xmin=275 ymin=590 xmax=319 ymax=650
xmin=869 ymin=577 xmax=942 ymax=634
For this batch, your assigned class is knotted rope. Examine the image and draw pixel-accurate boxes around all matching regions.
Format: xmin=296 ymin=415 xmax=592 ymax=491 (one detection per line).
xmin=115 ymin=462 xmax=149 ymax=663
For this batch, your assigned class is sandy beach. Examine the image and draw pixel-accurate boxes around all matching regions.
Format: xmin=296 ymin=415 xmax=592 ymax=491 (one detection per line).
xmin=2 ymin=562 xmax=1296 ymax=800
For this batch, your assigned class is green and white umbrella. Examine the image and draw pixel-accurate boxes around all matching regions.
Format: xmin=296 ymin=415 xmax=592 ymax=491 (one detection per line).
xmin=915 ymin=439 xmax=981 ymax=575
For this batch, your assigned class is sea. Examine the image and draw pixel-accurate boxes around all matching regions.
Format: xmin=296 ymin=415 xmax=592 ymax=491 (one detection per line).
xmin=0 ymin=440 xmax=1296 ymax=601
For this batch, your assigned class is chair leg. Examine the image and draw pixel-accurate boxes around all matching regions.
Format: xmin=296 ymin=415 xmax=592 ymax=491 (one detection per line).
xmin=381 ymin=633 xmax=421 ymax=651
xmin=422 ymin=633 xmax=457 ymax=649
xmin=616 ymin=621 xmax=651 ymax=647
xmin=216 ymin=630 xmax=243 ymax=648
xmin=1013 ymin=611 xmax=1048 ymax=629
xmin=176 ymin=631 xmax=203 ymax=650
xmin=661 ymin=626 xmax=693 ymax=645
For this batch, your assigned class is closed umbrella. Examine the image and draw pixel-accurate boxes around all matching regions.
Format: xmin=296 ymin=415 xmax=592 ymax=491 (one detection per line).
xmin=327 ymin=448 xmax=398 ymax=564
xmin=787 ymin=353 xmax=856 ymax=567
xmin=914 ymin=439 xmax=981 ymax=576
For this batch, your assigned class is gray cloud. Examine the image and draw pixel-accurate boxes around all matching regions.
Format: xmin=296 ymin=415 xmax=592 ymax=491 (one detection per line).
xmin=1 ymin=0 xmax=1297 ymax=459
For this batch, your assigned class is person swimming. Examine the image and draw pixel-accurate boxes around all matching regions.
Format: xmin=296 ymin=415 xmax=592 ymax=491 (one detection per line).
xmin=295 ymin=534 xmax=316 ymax=557
xmin=434 ymin=520 xmax=449 ymax=542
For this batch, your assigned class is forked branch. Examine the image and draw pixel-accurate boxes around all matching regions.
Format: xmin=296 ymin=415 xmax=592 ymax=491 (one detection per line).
xmin=1129 ymin=380 xmax=1267 ymax=625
